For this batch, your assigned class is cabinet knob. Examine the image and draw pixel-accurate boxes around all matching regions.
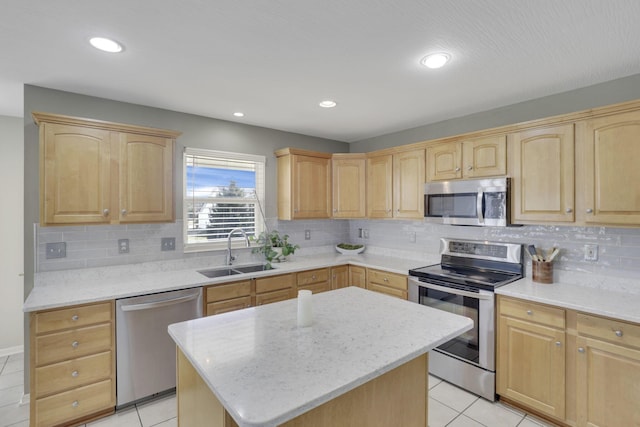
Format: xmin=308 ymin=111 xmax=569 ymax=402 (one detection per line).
xmin=586 ymin=208 xmax=593 ymax=214
xmin=294 ymin=209 xmax=298 ymax=213
xmin=467 ymin=166 xmax=473 ymax=171
xmin=614 ymin=329 xmax=623 ymax=337
xmin=566 ymin=208 xmax=573 ymax=213
xmin=387 ymin=209 xmax=392 ymax=213
xmin=526 ymin=310 xmax=533 ymax=315
xmin=71 ymin=370 xmax=79 ymax=378
xmin=578 ymin=347 xmax=585 ymax=353
xmin=555 ymin=341 xmax=562 ymax=347
xmin=103 ymin=209 xmax=110 ymax=216
xmin=121 ymin=209 xmax=128 ymax=216
xmin=311 ymin=275 xmax=316 ymax=280
xmin=455 ymin=167 xmax=461 ymax=172
xmin=383 ymin=277 xmax=389 ymax=282
xmin=71 ymin=314 xmax=79 ymax=321
xmin=72 ymin=400 xmax=79 ymax=408
xmin=71 ymin=341 xmax=79 ymax=349
xmin=333 ymin=209 xmax=337 ymax=212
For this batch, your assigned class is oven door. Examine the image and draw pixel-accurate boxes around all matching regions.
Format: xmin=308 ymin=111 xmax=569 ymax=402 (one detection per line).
xmin=408 ymin=277 xmax=495 ymax=371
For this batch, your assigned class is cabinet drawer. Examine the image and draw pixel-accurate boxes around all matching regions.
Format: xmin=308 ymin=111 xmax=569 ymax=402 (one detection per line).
xmin=296 ymin=268 xmax=329 ymax=286
xmin=34 ymin=351 xmax=112 ymax=398
xmin=298 ymin=281 xmax=332 ymax=295
xmin=255 ymin=289 xmax=292 ymax=306
xmin=34 ymin=379 xmax=113 ymax=427
xmin=206 ymin=280 xmax=251 ymax=303
xmin=35 ymin=302 xmax=112 ymax=334
xmin=367 ymin=269 xmax=407 ymax=291
xmin=206 ymin=296 xmax=252 ymax=316
xmin=577 ymin=313 xmax=640 ymax=348
xmin=499 ymin=297 xmax=565 ymax=329
xmin=367 ymin=283 xmax=408 ymax=300
xmin=255 ymin=274 xmax=293 ymax=294
xmin=35 ymin=323 xmax=112 ymax=366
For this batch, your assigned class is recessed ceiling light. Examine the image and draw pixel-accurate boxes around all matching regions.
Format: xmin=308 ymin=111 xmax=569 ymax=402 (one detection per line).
xmin=233 ymin=112 xmax=245 ymax=117
xmin=319 ymin=100 xmax=337 ymax=108
xmin=420 ymin=52 xmax=450 ymax=69
xmin=89 ymin=37 xmax=123 ymax=53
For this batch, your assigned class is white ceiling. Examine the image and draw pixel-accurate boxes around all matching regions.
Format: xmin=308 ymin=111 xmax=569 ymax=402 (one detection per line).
xmin=3 ymin=1 xmax=640 ymax=142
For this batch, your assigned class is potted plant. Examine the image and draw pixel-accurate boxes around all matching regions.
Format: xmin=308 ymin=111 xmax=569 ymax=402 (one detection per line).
xmin=251 ymin=230 xmax=299 ymax=267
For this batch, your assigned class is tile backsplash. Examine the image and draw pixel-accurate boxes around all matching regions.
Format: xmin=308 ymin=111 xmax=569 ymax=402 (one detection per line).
xmin=36 ymin=218 xmax=640 ymax=282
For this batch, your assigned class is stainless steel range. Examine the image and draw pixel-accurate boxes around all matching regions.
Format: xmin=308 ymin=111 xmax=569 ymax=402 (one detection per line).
xmin=408 ymin=238 xmax=523 ymax=401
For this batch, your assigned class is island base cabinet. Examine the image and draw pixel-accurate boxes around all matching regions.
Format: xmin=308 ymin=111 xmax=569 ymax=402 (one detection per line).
xmin=177 ymin=349 xmax=428 ymax=427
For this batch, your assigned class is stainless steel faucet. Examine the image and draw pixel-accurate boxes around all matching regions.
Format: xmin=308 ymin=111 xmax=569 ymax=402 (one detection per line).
xmin=226 ymin=228 xmax=250 ymax=265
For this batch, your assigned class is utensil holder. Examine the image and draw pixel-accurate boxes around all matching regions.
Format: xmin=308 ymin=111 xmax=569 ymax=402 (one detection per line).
xmin=532 ymin=260 xmax=553 ymax=284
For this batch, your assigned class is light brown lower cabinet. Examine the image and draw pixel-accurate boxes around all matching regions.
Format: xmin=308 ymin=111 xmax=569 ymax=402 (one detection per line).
xmin=366 ymin=268 xmax=407 ymax=299
xmin=331 ymin=265 xmax=349 ymax=289
xmin=296 ymin=268 xmax=332 ymax=294
xmin=497 ymin=295 xmax=640 ymax=427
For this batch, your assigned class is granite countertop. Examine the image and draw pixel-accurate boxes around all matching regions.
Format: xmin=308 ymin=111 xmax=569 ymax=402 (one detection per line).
xmin=497 ymin=276 xmax=640 ymax=324
xmin=24 ymin=251 xmax=436 ymax=312
xmin=168 ymin=286 xmax=473 ymax=427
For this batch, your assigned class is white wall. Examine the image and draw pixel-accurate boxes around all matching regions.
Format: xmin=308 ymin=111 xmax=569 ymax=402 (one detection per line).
xmin=0 ymin=116 xmax=24 ymax=355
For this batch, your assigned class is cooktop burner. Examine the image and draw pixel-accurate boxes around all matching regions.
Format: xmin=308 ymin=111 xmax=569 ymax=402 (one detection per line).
xmin=409 ymin=264 xmax=521 ymax=290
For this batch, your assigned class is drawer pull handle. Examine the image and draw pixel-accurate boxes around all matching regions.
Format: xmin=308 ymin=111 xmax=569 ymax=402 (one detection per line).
xmin=72 ymin=400 xmax=79 ymax=408
xmin=578 ymin=347 xmax=585 ymax=353
xmin=71 ymin=341 xmax=79 ymax=348
xmin=383 ymin=278 xmax=389 ymax=282
xmin=526 ymin=310 xmax=533 ymax=315
xmin=555 ymin=341 xmax=562 ymax=347
xmin=614 ymin=329 xmax=623 ymax=337
xmin=312 ymin=275 xmax=316 ymax=280
xmin=71 ymin=370 xmax=79 ymax=377
xmin=71 ymin=314 xmax=79 ymax=321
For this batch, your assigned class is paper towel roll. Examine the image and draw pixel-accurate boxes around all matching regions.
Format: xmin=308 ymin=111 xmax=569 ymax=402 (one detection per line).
xmin=297 ymin=289 xmax=313 ymax=327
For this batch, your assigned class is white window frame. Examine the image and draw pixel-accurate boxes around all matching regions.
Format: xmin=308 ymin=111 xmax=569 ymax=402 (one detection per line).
xmin=183 ymin=147 xmax=266 ymax=253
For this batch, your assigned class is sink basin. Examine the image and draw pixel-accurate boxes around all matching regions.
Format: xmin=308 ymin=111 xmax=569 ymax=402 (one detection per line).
xmin=197 ymin=268 xmax=242 ymax=278
xmin=232 ymin=263 xmax=272 ymax=273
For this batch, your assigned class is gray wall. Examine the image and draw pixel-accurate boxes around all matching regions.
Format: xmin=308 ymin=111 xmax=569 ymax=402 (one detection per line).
xmin=351 ymin=73 xmax=640 ymax=152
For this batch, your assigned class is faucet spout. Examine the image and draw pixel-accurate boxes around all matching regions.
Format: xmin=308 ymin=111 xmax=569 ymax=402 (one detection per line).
xmin=226 ymin=228 xmax=250 ymax=265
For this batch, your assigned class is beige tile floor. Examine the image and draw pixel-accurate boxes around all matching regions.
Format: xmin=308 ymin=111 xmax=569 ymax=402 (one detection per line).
xmin=1 ymin=352 xmax=557 ymax=427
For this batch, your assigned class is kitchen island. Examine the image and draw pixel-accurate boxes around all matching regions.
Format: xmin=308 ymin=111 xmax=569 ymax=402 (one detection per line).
xmin=168 ymin=286 xmax=472 ymax=427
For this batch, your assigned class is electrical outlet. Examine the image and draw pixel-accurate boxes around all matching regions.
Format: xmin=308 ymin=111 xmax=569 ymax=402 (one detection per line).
xmin=305 ymin=230 xmax=311 ymax=240
xmin=358 ymin=228 xmax=363 ymax=238
xmin=161 ymin=237 xmax=176 ymax=251
xmin=46 ymin=242 xmax=66 ymax=259
xmin=584 ymin=244 xmax=599 ymax=261
xmin=363 ymin=229 xmax=369 ymax=239
xmin=409 ymin=232 xmax=416 ymax=243
xmin=118 ymin=239 xmax=129 ymax=254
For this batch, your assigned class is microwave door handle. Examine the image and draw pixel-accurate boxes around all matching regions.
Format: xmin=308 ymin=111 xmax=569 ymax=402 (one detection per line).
xmin=477 ymin=189 xmax=484 ymax=224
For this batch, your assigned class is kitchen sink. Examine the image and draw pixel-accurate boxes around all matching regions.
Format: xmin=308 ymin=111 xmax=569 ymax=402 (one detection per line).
xmin=232 ymin=263 xmax=272 ymax=273
xmin=197 ymin=268 xmax=242 ymax=278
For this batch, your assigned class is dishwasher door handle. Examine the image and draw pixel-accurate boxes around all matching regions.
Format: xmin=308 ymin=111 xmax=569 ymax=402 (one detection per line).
xmin=120 ymin=292 xmax=200 ymax=312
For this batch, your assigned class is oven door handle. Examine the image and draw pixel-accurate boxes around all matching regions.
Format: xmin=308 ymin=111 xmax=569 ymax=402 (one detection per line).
xmin=408 ymin=277 xmax=493 ymax=300
xmin=476 ymin=189 xmax=484 ymax=224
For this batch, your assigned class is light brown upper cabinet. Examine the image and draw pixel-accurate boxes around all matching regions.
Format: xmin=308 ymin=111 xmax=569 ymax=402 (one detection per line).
xmin=34 ymin=112 xmax=179 ymax=226
xmin=367 ymin=149 xmax=425 ymax=219
xmin=508 ymin=124 xmax=575 ymax=223
xmin=332 ymin=154 xmax=366 ymax=218
xmin=276 ymin=148 xmax=332 ymax=220
xmin=577 ymin=110 xmax=640 ymax=225
xmin=426 ymin=135 xmax=506 ymax=182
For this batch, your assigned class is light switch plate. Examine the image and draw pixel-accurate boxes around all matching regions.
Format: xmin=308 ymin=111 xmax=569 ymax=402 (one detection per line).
xmin=584 ymin=244 xmax=598 ymax=261
xmin=161 ymin=237 xmax=176 ymax=251
xmin=46 ymin=242 xmax=66 ymax=259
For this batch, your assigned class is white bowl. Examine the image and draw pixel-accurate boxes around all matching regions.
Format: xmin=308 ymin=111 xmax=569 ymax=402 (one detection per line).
xmin=335 ymin=245 xmax=365 ymax=255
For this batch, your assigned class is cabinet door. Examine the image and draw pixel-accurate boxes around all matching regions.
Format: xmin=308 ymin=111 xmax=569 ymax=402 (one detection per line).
xmin=349 ymin=266 xmax=366 ymax=288
xmin=509 ymin=124 xmax=575 ymax=223
xmin=576 ymin=336 xmax=640 ymax=427
xmin=292 ymin=155 xmax=331 ymax=219
xmin=580 ymin=111 xmax=640 ymax=225
xmin=118 ymin=133 xmax=174 ymax=223
xmin=366 ymin=154 xmax=393 ymax=218
xmin=206 ymin=296 xmax=252 ymax=316
xmin=40 ymin=124 xmax=112 ymax=225
xmin=393 ymin=149 xmax=425 ymax=219
xmin=332 ymin=156 xmax=366 ymax=218
xmin=462 ymin=135 xmax=506 ymax=178
xmin=331 ymin=265 xmax=349 ymax=289
xmin=426 ymin=141 xmax=461 ymax=181
xmin=497 ymin=316 xmax=565 ymax=420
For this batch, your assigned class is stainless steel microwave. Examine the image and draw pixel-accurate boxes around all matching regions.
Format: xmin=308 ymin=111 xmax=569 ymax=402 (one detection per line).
xmin=424 ymin=177 xmax=511 ymax=226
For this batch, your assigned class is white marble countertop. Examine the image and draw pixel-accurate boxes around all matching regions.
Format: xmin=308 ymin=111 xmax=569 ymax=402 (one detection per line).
xmin=497 ymin=276 xmax=640 ymax=324
xmin=168 ymin=286 xmax=473 ymax=427
xmin=24 ymin=251 xmax=435 ymax=312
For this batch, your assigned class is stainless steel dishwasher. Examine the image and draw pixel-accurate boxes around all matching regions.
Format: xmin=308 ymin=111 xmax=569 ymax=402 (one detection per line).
xmin=116 ymin=287 xmax=202 ymax=407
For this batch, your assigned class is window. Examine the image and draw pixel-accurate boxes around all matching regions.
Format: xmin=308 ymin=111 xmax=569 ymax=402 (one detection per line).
xmin=183 ymin=148 xmax=265 ymax=252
